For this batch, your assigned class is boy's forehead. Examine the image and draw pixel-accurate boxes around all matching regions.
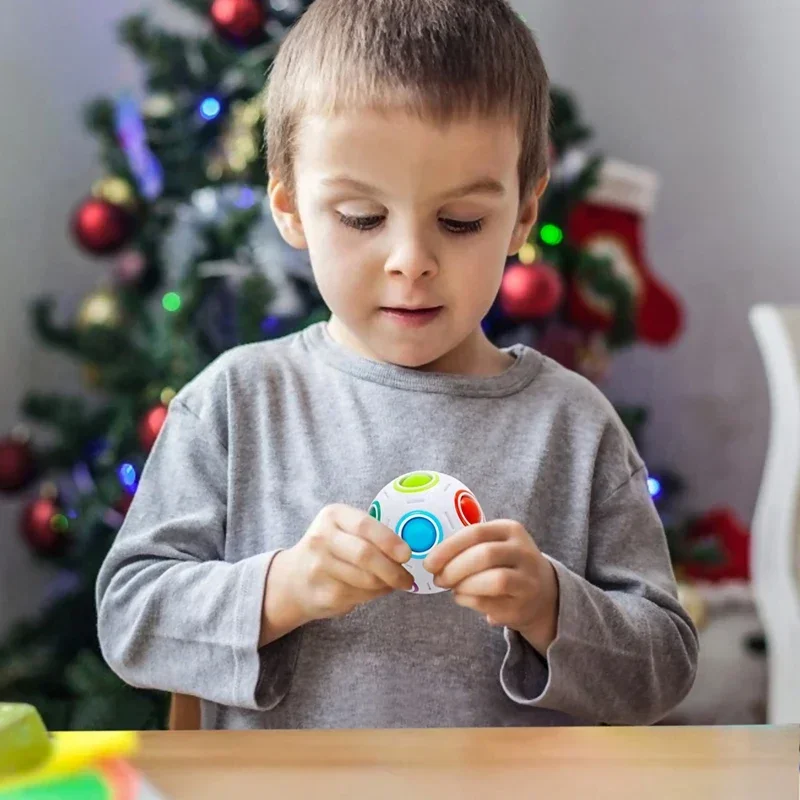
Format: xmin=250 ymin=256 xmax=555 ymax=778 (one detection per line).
xmin=295 ymin=109 xmax=520 ymax=200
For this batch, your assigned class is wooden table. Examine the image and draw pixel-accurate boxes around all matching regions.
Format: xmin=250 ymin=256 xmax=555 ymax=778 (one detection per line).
xmin=133 ymin=726 xmax=798 ymax=799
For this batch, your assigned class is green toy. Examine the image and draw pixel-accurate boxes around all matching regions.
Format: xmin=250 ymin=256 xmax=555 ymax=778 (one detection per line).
xmin=0 ymin=705 xmax=52 ymax=779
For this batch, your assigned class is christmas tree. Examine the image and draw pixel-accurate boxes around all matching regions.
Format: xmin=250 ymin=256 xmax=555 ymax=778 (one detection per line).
xmin=0 ymin=0 xmax=699 ymax=731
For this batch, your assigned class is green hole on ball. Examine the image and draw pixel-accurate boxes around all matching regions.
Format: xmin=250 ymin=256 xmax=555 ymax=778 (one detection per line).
xmin=393 ymin=471 xmax=440 ymax=494
xmin=401 ymin=472 xmax=433 ymax=488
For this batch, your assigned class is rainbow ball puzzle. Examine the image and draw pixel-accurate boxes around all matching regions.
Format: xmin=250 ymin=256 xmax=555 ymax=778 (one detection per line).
xmin=369 ymin=470 xmax=485 ymax=595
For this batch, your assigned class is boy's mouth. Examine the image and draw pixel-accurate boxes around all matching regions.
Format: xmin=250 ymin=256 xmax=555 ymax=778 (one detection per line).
xmin=380 ymin=306 xmax=443 ymax=327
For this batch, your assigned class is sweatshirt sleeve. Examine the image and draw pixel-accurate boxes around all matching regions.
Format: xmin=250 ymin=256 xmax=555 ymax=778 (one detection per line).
xmin=96 ymin=398 xmax=296 ymax=712
xmin=500 ymin=465 xmax=699 ymax=725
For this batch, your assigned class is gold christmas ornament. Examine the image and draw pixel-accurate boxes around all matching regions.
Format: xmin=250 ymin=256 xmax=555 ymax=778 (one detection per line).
xmin=207 ymin=96 xmax=262 ymax=179
xmin=518 ymin=243 xmax=537 ymax=264
xmin=206 ymin=161 xmax=225 ymax=182
xmin=76 ymin=288 xmax=124 ymax=331
xmin=160 ymin=387 xmax=177 ymax=406
xmin=142 ymin=93 xmax=176 ymax=119
xmin=237 ymin=97 xmax=262 ymax=128
xmin=92 ymin=176 xmax=138 ymax=213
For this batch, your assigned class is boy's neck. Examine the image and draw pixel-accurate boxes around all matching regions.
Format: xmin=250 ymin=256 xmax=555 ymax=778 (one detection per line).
xmin=326 ymin=316 xmax=515 ymax=377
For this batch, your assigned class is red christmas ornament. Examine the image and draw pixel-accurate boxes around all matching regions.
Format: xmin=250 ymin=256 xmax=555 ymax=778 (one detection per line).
xmin=683 ymin=507 xmax=750 ymax=583
xmin=500 ymin=262 xmax=564 ymax=321
xmin=210 ymin=0 xmax=266 ymax=45
xmin=0 ymin=433 xmax=35 ymax=493
xmin=138 ymin=404 xmax=169 ymax=452
xmin=72 ymin=198 xmax=134 ymax=256
xmin=21 ymin=495 xmax=68 ymax=558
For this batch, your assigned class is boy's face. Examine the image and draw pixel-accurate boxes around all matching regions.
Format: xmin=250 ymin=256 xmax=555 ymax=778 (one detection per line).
xmin=270 ymin=109 xmax=547 ymax=373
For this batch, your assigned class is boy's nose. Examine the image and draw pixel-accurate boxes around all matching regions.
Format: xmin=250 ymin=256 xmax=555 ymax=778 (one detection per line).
xmin=383 ymin=239 xmax=439 ymax=281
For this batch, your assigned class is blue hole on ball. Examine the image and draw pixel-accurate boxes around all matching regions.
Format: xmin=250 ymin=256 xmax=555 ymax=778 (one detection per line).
xmin=401 ymin=516 xmax=438 ymax=554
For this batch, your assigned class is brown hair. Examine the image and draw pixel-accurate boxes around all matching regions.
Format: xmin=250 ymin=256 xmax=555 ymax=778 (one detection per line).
xmin=264 ymin=0 xmax=551 ymax=205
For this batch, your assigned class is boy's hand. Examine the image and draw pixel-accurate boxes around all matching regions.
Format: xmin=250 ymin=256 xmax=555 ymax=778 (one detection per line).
xmin=261 ymin=505 xmax=413 ymax=645
xmin=423 ymin=520 xmax=559 ymax=654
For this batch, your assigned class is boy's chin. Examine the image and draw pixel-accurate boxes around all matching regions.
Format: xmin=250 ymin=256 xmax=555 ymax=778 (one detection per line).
xmin=388 ymin=351 xmax=442 ymax=370
xmin=377 ymin=340 xmax=457 ymax=372
xmin=329 ymin=314 xmax=462 ymax=371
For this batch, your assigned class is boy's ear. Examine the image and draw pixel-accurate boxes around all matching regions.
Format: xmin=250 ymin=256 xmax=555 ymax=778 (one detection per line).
xmin=268 ymin=173 xmax=308 ymax=250
xmin=507 ymin=172 xmax=550 ymax=257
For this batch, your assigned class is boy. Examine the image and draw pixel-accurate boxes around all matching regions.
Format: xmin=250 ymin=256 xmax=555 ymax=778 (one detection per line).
xmin=97 ymin=0 xmax=698 ymax=729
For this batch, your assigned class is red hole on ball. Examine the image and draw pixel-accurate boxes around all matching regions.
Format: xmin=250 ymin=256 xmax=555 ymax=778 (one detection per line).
xmin=456 ymin=491 xmax=482 ymax=526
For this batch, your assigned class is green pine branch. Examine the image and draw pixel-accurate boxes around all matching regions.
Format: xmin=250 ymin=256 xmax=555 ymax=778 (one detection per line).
xmin=119 ymin=14 xmax=204 ymax=93
xmin=169 ymin=0 xmax=213 ymax=17
xmin=238 ymin=273 xmax=274 ymax=343
xmin=550 ymin=88 xmax=594 ymax=151
xmin=615 ymin=405 xmax=649 ymax=444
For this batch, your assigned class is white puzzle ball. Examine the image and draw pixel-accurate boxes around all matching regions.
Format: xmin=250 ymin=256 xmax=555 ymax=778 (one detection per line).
xmin=369 ymin=470 xmax=485 ymax=595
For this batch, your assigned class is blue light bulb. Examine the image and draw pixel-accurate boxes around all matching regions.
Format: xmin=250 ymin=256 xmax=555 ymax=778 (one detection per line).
xmin=118 ymin=463 xmax=138 ymax=489
xmin=647 ymin=477 xmax=662 ymax=498
xmin=199 ymin=97 xmax=222 ymax=121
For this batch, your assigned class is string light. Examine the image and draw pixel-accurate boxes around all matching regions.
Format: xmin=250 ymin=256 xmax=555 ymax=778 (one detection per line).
xmin=647 ymin=477 xmax=662 ymax=498
xmin=539 ymin=224 xmax=564 ymax=246
xmin=118 ymin=463 xmax=137 ymax=489
xmin=199 ymin=97 xmax=222 ymax=121
xmin=235 ymin=187 xmax=257 ymax=209
xmin=261 ymin=316 xmax=281 ymax=335
xmin=162 ymin=292 xmax=182 ymax=313
xmin=518 ymin=243 xmax=537 ymax=264
xmin=51 ymin=514 xmax=70 ymax=534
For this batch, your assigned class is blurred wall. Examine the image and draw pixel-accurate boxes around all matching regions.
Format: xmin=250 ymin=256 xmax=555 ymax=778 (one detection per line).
xmin=0 ymin=1 xmax=196 ymax=635
xmin=1 ymin=0 xmax=798 ymax=634
xmin=515 ymin=0 xmax=799 ymax=526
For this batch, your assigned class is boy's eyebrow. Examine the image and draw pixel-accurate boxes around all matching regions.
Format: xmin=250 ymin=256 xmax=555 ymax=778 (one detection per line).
xmin=442 ymin=178 xmax=507 ymax=199
xmin=320 ymin=176 xmax=507 ymax=199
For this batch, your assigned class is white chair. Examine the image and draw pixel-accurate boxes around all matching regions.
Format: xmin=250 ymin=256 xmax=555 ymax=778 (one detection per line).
xmin=749 ymin=304 xmax=800 ymax=724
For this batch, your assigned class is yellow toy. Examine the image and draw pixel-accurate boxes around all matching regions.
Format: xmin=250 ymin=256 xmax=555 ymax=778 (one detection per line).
xmin=0 ymin=704 xmax=142 ymax=797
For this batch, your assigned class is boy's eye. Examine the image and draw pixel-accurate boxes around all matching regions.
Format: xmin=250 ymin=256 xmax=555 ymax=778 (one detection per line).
xmin=337 ymin=213 xmax=484 ymax=235
xmin=337 ymin=213 xmax=384 ymax=231
xmin=441 ymin=218 xmax=484 ymax=235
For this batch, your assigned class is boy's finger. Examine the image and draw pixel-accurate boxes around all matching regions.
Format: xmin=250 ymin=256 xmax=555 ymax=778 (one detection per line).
xmin=451 ymin=568 xmax=525 ymax=598
xmin=329 ymin=528 xmax=414 ymax=591
xmin=423 ymin=521 xmax=509 ymax=574
xmin=328 ymin=504 xmax=412 ymax=563
xmin=433 ymin=541 xmax=519 ymax=589
xmin=326 ymin=556 xmax=392 ymax=592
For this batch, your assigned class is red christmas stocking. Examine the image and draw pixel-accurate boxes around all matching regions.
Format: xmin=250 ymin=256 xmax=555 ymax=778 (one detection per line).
xmin=566 ymin=159 xmax=683 ymax=345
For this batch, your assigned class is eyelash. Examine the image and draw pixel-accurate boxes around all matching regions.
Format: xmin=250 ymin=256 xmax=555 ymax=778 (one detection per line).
xmin=337 ymin=213 xmax=484 ymax=236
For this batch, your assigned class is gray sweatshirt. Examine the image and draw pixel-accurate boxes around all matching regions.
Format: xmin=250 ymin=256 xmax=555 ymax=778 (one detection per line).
xmin=96 ymin=322 xmax=698 ymax=729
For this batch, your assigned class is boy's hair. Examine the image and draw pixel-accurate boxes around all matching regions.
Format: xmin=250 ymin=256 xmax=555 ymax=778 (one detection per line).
xmin=264 ymin=0 xmax=551 ymax=206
